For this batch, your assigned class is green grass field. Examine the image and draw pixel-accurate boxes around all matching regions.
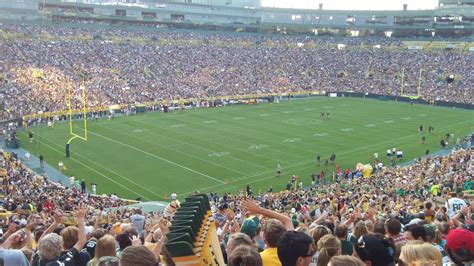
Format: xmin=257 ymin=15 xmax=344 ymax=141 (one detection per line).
xmin=19 ymin=97 xmax=473 ymax=201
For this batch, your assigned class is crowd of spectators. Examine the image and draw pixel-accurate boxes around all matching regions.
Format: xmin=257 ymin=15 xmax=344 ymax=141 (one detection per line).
xmin=0 ymin=142 xmax=472 ymax=265
xmin=0 ymin=23 xmax=473 ymax=265
xmin=208 ymin=147 xmax=473 ymax=265
xmin=1 ymin=24 xmax=472 ymax=121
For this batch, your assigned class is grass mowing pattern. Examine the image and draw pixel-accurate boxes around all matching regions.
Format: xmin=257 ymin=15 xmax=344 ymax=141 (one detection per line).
xmin=19 ymin=97 xmax=473 ymax=201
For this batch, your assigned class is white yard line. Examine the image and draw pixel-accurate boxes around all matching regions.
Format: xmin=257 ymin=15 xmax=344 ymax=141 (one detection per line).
xmin=99 ymin=122 xmax=257 ymax=175
xmin=128 ymin=119 xmax=273 ymax=170
xmin=83 ymin=128 xmax=225 ymax=184
xmin=31 ymin=137 xmax=152 ymax=200
xmin=39 ymin=136 xmax=165 ymax=199
xmin=158 ymin=115 xmax=311 ymax=160
xmin=134 ymin=117 xmax=293 ymax=165
xmin=182 ymin=119 xmax=473 ymax=195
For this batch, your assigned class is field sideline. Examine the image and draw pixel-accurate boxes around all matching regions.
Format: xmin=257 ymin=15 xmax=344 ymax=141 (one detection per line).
xmin=19 ymin=97 xmax=473 ymax=200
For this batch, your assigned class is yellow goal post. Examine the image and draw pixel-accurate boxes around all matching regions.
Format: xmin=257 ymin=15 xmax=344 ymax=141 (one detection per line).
xmin=67 ymin=78 xmax=88 ymax=145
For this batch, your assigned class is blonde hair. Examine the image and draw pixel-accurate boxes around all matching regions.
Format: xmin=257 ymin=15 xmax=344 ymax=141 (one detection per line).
xmin=328 ymin=255 xmax=365 ymax=266
xmin=432 ymin=224 xmax=443 ymax=245
xmin=311 ymin=225 xmax=331 ymax=244
xmin=89 ymin=235 xmax=117 ymax=266
xmin=353 ymin=221 xmax=369 ymax=239
xmin=400 ymin=240 xmax=442 ymax=266
xmin=226 ymin=233 xmax=254 ymax=257
xmin=60 ymin=226 xmax=78 ymax=250
xmin=317 ymin=234 xmax=341 ymax=266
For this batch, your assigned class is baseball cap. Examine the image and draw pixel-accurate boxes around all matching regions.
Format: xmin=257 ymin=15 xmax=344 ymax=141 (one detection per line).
xmin=240 ymin=216 xmax=259 ymax=239
xmin=423 ymin=224 xmax=436 ymax=239
xmin=446 ymin=228 xmax=474 ymax=255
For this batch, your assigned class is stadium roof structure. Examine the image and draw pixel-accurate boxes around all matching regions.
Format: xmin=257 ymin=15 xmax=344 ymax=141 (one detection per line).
xmin=439 ymin=0 xmax=474 ymax=6
xmin=0 ymin=0 xmax=473 ymax=37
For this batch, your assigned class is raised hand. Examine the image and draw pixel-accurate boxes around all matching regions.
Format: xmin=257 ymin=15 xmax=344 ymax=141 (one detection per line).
xmin=240 ymin=199 xmax=261 ymax=215
xmin=6 ymin=222 xmax=17 ymax=234
xmin=130 ymin=235 xmax=141 ymax=246
xmin=76 ymin=203 xmax=88 ymax=220
xmin=159 ymin=218 xmax=169 ymax=235
xmin=25 ymin=215 xmax=37 ymax=231
xmin=225 ymin=209 xmax=235 ymax=222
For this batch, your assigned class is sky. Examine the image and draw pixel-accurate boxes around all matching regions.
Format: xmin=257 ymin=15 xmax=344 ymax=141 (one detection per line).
xmin=260 ymin=0 xmax=439 ymax=10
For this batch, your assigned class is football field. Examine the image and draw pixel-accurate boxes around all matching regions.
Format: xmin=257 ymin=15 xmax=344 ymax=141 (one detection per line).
xmin=19 ymin=97 xmax=473 ymax=201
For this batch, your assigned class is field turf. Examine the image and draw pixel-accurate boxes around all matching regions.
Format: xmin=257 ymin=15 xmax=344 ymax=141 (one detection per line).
xmin=19 ymin=97 xmax=473 ymax=201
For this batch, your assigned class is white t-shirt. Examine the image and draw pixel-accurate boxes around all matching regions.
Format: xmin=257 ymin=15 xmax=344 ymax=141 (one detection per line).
xmin=131 ymin=214 xmax=145 ymax=233
xmin=309 ymin=251 xmax=319 ymax=266
xmin=313 ymin=208 xmax=328 ymax=220
xmin=445 ymin=198 xmax=467 ymax=218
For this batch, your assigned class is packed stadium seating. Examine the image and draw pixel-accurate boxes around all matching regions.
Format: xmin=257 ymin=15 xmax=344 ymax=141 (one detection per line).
xmin=0 ymin=24 xmax=472 ymax=122
xmin=1 ymin=141 xmax=473 ymax=265
xmin=1 ymin=23 xmax=473 ymax=266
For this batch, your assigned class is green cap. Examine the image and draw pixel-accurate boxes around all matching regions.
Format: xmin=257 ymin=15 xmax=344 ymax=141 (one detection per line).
xmin=240 ymin=216 xmax=259 ymax=239
xmin=423 ymin=224 xmax=436 ymax=238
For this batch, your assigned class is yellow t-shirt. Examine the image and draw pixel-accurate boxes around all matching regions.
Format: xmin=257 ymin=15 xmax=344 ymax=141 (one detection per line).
xmin=260 ymin=247 xmax=281 ymax=266
xmin=431 ymin=185 xmax=439 ymax=196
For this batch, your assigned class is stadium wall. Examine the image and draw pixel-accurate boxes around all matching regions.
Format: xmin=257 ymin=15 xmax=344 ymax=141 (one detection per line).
xmin=19 ymin=90 xmax=472 ymax=124
xmin=330 ymin=92 xmax=474 ymax=110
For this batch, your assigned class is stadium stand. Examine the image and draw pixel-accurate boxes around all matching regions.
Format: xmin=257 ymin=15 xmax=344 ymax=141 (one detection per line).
xmin=0 ymin=24 xmax=472 ymax=122
xmin=0 ymin=140 xmax=472 ymax=265
xmin=0 ymin=0 xmax=473 ymax=265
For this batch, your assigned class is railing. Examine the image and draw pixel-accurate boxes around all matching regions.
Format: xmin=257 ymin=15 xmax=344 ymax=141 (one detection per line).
xmin=21 ymin=90 xmax=325 ymax=120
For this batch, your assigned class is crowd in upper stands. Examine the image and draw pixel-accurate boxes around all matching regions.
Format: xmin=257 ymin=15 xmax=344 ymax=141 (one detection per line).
xmin=0 ymin=24 xmax=473 ymax=121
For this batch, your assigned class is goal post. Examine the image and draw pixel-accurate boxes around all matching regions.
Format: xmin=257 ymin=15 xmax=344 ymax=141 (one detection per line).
xmin=66 ymin=78 xmax=88 ymax=156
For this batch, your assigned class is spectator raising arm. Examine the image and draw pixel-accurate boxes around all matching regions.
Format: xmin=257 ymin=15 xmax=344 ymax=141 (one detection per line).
xmin=74 ymin=203 xmax=88 ymax=251
xmin=241 ymin=199 xmax=294 ymax=230
xmin=39 ymin=210 xmax=63 ymax=241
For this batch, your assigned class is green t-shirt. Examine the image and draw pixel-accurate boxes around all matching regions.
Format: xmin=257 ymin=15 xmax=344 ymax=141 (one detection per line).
xmin=396 ymin=188 xmax=406 ymax=196
xmin=341 ymin=240 xmax=354 ymax=256
xmin=464 ymin=181 xmax=474 ymax=190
